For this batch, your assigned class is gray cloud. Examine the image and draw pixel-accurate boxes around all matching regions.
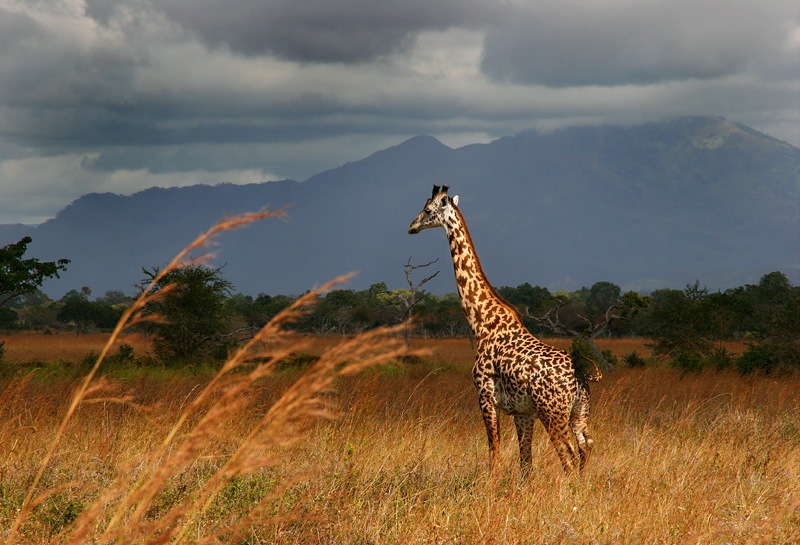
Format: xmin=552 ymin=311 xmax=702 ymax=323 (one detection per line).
xmin=0 ymin=0 xmax=797 ymax=225
xmin=480 ymin=1 xmax=799 ymax=86
xmin=153 ymin=0 xmax=505 ymax=62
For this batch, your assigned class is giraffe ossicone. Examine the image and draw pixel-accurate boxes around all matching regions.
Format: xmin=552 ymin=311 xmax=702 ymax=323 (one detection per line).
xmin=408 ymin=184 xmax=599 ymax=474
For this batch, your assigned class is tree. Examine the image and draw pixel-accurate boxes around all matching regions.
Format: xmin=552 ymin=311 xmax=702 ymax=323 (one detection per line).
xmin=640 ymin=285 xmax=713 ymax=358
xmin=58 ymin=288 xmax=96 ymax=335
xmin=96 ymin=290 xmax=131 ymax=306
xmin=736 ymin=272 xmax=800 ymax=373
xmin=0 ymin=237 xmax=69 ymax=308
xmin=398 ymin=257 xmax=439 ymax=346
xmin=498 ymin=283 xmax=554 ymax=333
xmin=421 ymin=293 xmax=468 ymax=338
xmin=138 ymin=265 xmax=235 ymax=363
xmin=531 ymin=282 xmax=648 ymax=367
xmin=0 ymin=307 xmax=17 ymax=329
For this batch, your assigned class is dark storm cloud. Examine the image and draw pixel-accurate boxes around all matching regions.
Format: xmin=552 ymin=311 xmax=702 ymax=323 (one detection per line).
xmin=0 ymin=6 xmax=38 ymax=52
xmin=480 ymin=1 xmax=799 ymax=86
xmin=153 ymin=0 xmax=505 ymax=62
xmin=0 ymin=0 xmax=797 ymax=225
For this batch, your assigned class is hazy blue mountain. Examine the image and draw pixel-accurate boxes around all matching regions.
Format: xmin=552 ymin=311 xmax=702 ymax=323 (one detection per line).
xmin=1 ymin=116 xmax=797 ymax=299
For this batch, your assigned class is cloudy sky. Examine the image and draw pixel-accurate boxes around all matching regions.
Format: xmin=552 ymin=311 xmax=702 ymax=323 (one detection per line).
xmin=1 ymin=0 xmax=798 ymax=225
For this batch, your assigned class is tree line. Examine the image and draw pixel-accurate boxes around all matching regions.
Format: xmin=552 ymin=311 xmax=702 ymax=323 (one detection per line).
xmin=1 ymin=237 xmax=798 ymax=374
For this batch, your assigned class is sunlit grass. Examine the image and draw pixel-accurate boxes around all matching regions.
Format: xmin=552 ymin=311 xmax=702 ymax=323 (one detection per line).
xmin=0 ymin=220 xmax=791 ymax=545
xmin=0 ymin=211 xmax=411 ymax=545
xmin=1 ymin=332 xmax=797 ymax=543
xmin=1 ymin=332 xmax=152 ymax=364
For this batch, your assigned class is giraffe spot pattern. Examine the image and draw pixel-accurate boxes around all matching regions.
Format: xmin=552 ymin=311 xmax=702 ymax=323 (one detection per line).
xmin=408 ymin=185 xmax=596 ymax=474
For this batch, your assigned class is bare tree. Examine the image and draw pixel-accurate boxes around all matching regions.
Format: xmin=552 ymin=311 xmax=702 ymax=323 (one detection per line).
xmin=398 ymin=257 xmax=439 ymax=347
xmin=529 ymin=291 xmax=646 ymax=370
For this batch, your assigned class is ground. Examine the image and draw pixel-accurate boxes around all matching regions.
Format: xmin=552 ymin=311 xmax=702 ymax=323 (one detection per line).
xmin=0 ymin=333 xmax=798 ymax=544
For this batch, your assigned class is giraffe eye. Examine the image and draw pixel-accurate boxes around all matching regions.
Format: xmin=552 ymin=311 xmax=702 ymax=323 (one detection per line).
xmin=424 ymin=207 xmax=432 ymax=214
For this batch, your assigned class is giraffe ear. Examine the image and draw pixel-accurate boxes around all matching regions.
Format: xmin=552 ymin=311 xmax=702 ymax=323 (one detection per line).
xmin=452 ymin=195 xmax=459 ymax=207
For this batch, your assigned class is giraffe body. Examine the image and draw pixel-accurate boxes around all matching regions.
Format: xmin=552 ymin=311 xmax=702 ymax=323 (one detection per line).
xmin=408 ymin=185 xmax=597 ymax=473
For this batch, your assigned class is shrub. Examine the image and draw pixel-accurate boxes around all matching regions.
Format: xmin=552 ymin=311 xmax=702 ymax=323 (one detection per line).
xmin=107 ymin=344 xmax=135 ymax=366
xmin=138 ymin=265 xmax=236 ymax=364
xmin=277 ymin=352 xmax=320 ymax=371
xmin=670 ymin=351 xmax=704 ymax=375
xmin=737 ymin=344 xmax=778 ymax=374
xmin=624 ymin=351 xmax=648 ymax=368
xmin=706 ymin=346 xmax=734 ymax=371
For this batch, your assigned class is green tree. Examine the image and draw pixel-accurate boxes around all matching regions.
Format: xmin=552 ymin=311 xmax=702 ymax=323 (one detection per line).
xmin=138 ymin=265 xmax=235 ymax=363
xmin=58 ymin=288 xmax=96 ymax=335
xmin=498 ymin=283 xmax=554 ymax=333
xmin=420 ymin=293 xmax=468 ymax=337
xmin=736 ymin=272 xmax=800 ymax=373
xmin=640 ymin=285 xmax=713 ymax=358
xmin=224 ymin=293 xmax=295 ymax=332
xmin=0 ymin=237 xmax=69 ymax=308
xmin=0 ymin=307 xmax=18 ymax=329
xmin=96 ymin=290 xmax=131 ymax=306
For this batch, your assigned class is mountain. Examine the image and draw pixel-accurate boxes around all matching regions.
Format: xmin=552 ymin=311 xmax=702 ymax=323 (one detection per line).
xmin=1 ymin=116 xmax=798 ymax=299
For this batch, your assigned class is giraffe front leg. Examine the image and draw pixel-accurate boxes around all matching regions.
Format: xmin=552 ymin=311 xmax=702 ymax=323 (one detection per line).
xmin=514 ymin=414 xmax=535 ymax=477
xmin=477 ymin=390 xmax=500 ymax=471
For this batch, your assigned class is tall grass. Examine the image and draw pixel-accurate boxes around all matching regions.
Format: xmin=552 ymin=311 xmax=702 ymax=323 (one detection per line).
xmin=0 ymin=213 xmax=797 ymax=542
xmin=0 ymin=332 xmax=151 ymax=364
xmin=249 ymin=363 xmax=798 ymax=544
xmin=2 ymin=348 xmax=797 ymax=543
xmin=0 ymin=211 xmax=410 ymax=544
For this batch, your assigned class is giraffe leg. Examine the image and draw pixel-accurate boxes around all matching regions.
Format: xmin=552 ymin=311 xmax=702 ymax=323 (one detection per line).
xmin=514 ymin=414 xmax=535 ymax=476
xmin=542 ymin=414 xmax=579 ymax=474
xmin=571 ymin=419 xmax=593 ymax=471
xmin=571 ymin=385 xmax=594 ymax=471
xmin=477 ymin=390 xmax=500 ymax=471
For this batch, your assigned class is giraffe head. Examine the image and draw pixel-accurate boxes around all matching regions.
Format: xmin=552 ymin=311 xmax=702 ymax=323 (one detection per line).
xmin=408 ymin=184 xmax=459 ymax=234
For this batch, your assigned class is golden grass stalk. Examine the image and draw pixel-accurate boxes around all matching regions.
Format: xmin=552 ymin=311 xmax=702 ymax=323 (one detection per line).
xmin=90 ymin=273 xmax=358 ymax=542
xmin=4 ymin=209 xmax=413 ymax=544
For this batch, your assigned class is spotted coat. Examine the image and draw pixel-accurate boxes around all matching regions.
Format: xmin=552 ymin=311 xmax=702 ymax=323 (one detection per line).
xmin=409 ymin=185 xmax=597 ymax=473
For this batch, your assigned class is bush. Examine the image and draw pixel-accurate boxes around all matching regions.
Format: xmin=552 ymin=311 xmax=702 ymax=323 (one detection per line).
xmin=569 ymin=338 xmax=615 ymax=377
xmin=0 ymin=307 xmax=18 ymax=329
xmin=706 ymin=346 xmax=735 ymax=371
xmin=277 ymin=352 xmax=320 ymax=371
xmin=737 ymin=344 xmax=778 ymax=374
xmin=138 ymin=265 xmax=235 ymax=364
xmin=109 ymin=344 xmax=135 ymax=366
xmin=624 ymin=351 xmax=648 ymax=368
xmin=670 ymin=351 xmax=704 ymax=375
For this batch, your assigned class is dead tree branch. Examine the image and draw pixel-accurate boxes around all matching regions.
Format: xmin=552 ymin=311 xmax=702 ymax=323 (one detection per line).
xmin=398 ymin=257 xmax=440 ymax=347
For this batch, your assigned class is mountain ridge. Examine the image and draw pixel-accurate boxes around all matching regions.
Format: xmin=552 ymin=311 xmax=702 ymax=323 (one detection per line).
xmin=1 ymin=116 xmax=797 ymax=298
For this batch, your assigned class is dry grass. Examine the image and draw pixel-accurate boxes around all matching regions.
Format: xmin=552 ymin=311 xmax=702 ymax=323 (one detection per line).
xmin=1 ymin=332 xmax=152 ymax=363
xmin=0 ymin=214 xmax=795 ymax=543
xmin=0 ymin=211 xmax=411 ymax=544
xmin=1 ymin=331 xmax=797 ymax=543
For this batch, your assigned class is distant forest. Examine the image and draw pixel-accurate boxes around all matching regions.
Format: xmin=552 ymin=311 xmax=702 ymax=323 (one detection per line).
xmin=2 ymin=269 xmax=798 ymax=375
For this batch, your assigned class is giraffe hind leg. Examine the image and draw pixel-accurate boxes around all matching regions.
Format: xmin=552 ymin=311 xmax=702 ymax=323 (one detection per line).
xmin=543 ymin=415 xmax=579 ymax=474
xmin=571 ymin=419 xmax=593 ymax=471
xmin=571 ymin=386 xmax=594 ymax=471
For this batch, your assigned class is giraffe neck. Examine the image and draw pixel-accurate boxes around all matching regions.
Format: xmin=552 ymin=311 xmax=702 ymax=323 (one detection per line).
xmin=443 ymin=208 xmax=524 ymax=340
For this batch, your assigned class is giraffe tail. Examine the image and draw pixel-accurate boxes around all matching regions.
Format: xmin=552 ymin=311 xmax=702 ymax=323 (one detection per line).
xmin=573 ymin=354 xmax=603 ymax=382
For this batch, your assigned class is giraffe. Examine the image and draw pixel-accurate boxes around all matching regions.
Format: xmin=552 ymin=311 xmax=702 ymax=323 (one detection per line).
xmin=408 ymin=184 xmax=600 ymax=474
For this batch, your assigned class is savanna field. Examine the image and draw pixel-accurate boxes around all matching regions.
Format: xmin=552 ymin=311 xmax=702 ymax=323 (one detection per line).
xmin=0 ymin=332 xmax=798 ymax=544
